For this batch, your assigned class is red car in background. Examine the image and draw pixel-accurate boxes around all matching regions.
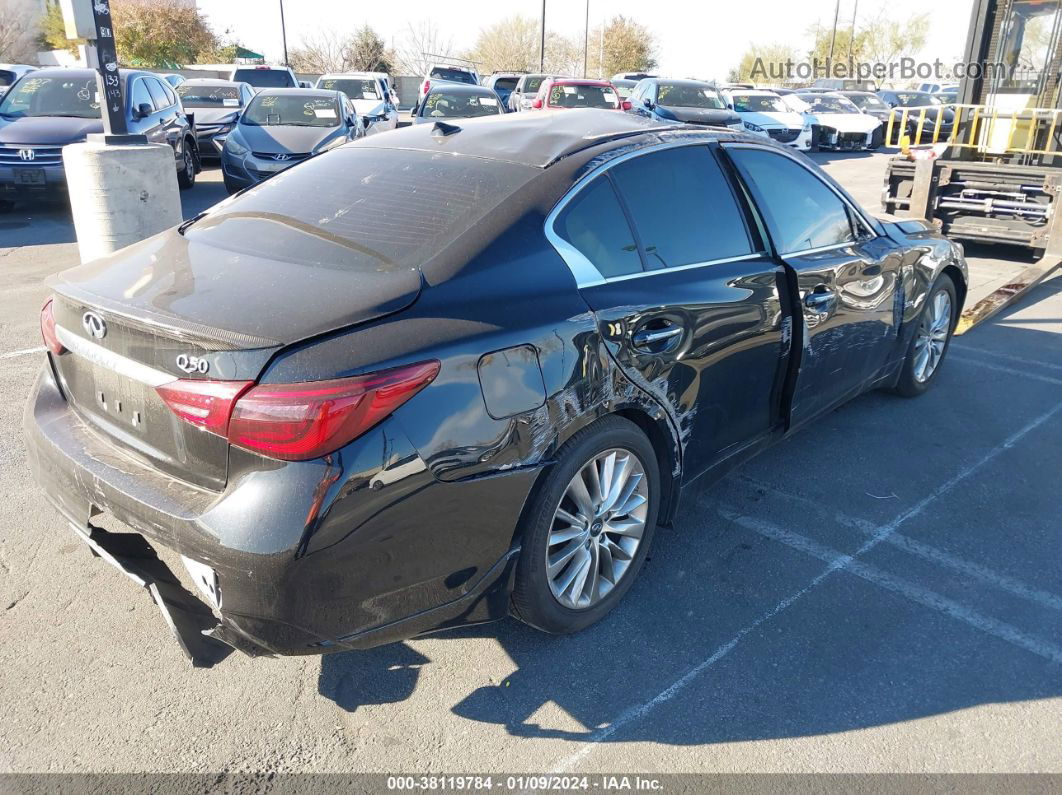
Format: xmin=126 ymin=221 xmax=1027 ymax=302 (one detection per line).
xmin=530 ymin=79 xmax=632 ymax=112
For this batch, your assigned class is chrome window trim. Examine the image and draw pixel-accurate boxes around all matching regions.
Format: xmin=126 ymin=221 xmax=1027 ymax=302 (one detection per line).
xmin=544 ymin=138 xmax=761 ymax=288
xmin=55 ymin=326 xmax=176 ymax=387
xmin=721 ymin=141 xmax=881 ymax=252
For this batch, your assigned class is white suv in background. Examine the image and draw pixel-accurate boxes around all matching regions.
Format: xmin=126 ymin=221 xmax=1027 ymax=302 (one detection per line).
xmin=228 ymin=65 xmax=301 ymax=93
xmin=418 ymin=63 xmax=481 ymax=106
xmin=316 ymin=73 xmax=399 ymax=134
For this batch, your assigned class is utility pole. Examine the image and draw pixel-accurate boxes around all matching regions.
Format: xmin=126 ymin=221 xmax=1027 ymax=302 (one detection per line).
xmin=582 ymin=0 xmax=589 ymax=78
xmin=539 ymin=0 xmax=546 ymax=72
xmin=848 ymin=0 xmax=859 ymax=67
xmin=279 ymin=0 xmax=289 ymax=66
xmin=827 ymin=0 xmax=841 ymax=74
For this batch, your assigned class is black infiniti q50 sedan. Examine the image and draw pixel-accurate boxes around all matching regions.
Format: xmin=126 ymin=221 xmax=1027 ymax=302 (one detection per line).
xmin=25 ymin=110 xmax=967 ymax=664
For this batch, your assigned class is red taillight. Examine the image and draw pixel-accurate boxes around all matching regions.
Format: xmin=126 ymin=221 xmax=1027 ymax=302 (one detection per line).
xmin=621 ymin=100 xmax=632 ymax=111
xmin=226 ymin=361 xmax=440 ymax=461
xmin=156 ymin=379 xmax=254 ymax=436
xmin=532 ymin=98 xmax=543 ymax=109
xmin=40 ymin=299 xmax=64 ymax=355
xmin=422 ymin=79 xmax=431 ymax=94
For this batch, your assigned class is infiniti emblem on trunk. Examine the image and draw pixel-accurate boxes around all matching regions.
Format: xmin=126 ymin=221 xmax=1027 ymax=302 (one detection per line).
xmin=82 ymin=311 xmax=107 ymax=339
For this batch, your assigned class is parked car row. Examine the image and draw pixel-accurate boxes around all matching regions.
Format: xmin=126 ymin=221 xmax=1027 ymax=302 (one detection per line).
xmin=0 ymin=68 xmax=201 ymax=210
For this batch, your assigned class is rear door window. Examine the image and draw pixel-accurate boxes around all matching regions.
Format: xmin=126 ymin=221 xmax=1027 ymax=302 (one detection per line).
xmin=610 ymin=146 xmax=754 ymax=268
xmin=727 ymin=147 xmax=858 ymax=254
xmin=554 ymin=177 xmax=642 ymax=279
xmin=146 ymin=78 xmax=171 ymax=111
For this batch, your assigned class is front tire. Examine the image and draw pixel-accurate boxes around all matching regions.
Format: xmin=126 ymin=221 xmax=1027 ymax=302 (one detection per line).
xmin=177 ymin=141 xmax=197 ymax=190
xmin=511 ymin=416 xmax=660 ymax=635
xmin=894 ymin=275 xmax=958 ymax=397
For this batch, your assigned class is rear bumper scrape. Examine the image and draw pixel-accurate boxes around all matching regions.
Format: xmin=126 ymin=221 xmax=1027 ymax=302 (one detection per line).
xmin=69 ymin=521 xmax=255 ymax=667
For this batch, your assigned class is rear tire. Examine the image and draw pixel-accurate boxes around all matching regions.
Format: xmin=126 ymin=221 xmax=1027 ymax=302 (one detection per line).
xmin=893 ymin=275 xmax=958 ymax=397
xmin=511 ymin=416 xmax=660 ymax=635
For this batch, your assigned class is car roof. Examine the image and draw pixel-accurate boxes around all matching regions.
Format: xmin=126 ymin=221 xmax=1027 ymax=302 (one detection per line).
xmin=17 ymin=67 xmax=150 ymax=83
xmin=653 ymin=78 xmax=715 ymax=88
xmin=252 ymin=87 xmax=340 ymax=99
xmin=551 ymin=78 xmax=612 ymax=86
xmin=320 ymin=72 xmax=381 ymax=79
xmin=726 ymin=89 xmax=778 ymax=96
xmin=350 ymin=108 xmax=747 ymax=168
xmin=427 ymin=83 xmax=496 ymax=95
xmin=182 ymin=78 xmax=245 ymax=87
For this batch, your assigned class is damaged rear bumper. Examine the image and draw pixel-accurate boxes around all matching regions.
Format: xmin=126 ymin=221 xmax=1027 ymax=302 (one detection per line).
xmin=24 ymin=361 xmax=540 ymax=663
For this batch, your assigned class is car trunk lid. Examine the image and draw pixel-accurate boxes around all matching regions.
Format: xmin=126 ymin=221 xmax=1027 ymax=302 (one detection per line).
xmin=47 ymin=228 xmax=422 ymax=490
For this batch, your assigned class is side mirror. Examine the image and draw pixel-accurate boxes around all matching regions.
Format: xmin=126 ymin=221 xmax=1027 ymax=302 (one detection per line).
xmin=642 ymin=97 xmax=653 ymax=109
xmin=135 ymin=102 xmax=153 ymax=119
xmin=531 ymin=98 xmax=543 ymax=109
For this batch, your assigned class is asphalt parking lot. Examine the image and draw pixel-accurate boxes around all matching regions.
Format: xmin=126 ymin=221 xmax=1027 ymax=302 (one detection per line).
xmin=1 ymin=156 xmax=1060 ymax=775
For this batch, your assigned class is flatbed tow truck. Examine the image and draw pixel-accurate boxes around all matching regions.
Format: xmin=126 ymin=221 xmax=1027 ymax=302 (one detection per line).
xmin=882 ymin=0 xmax=1062 ymax=331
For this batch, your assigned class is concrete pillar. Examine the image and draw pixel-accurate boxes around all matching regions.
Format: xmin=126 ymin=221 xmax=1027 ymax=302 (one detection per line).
xmin=63 ymin=140 xmax=182 ymax=263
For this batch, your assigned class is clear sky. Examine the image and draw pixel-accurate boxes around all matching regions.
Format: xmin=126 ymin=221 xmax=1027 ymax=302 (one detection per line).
xmin=195 ymin=0 xmax=973 ymax=79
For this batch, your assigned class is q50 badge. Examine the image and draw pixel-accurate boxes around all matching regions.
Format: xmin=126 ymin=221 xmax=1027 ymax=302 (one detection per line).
xmin=176 ymin=353 xmax=209 ymax=374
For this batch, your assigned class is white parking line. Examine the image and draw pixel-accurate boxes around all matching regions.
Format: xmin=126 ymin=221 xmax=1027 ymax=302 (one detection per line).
xmin=737 ymin=475 xmax=1062 ymax=613
xmin=948 ymin=353 xmax=1062 ymax=387
xmin=549 ymin=399 xmax=1062 ymax=773
xmin=951 ymin=343 xmax=1062 ymax=373
xmin=720 ymin=510 xmax=1062 ymax=665
xmin=0 ymin=346 xmax=44 ymax=360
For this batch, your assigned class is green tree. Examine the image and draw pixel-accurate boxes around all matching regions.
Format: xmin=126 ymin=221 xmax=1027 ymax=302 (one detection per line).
xmin=586 ymin=16 xmax=658 ymax=79
xmin=38 ymin=0 xmax=83 ymax=58
xmin=343 ymin=26 xmax=393 ymax=73
xmin=856 ymin=12 xmax=930 ymax=74
xmin=464 ymin=15 xmax=581 ymax=75
xmin=465 ymin=15 xmax=539 ymax=73
xmin=110 ymin=0 xmax=218 ymax=68
xmin=729 ymin=43 xmax=802 ymax=84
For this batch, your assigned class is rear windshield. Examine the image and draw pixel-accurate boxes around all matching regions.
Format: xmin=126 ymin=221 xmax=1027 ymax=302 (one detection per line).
xmin=493 ymin=77 xmax=519 ymax=91
xmin=523 ymin=76 xmax=546 ymax=93
xmin=429 ymin=67 xmax=477 ymax=85
xmin=422 ymin=90 xmax=501 ymax=118
xmin=548 ymin=84 xmax=619 ymax=109
xmin=177 ymin=84 xmax=243 ymax=108
xmin=233 ymin=69 xmax=295 ymax=88
xmin=319 ymin=78 xmax=380 ymax=101
xmin=243 ymin=94 xmax=339 ymax=127
xmin=183 ymin=148 xmax=535 ymax=271
xmin=0 ymin=71 xmax=16 ymax=88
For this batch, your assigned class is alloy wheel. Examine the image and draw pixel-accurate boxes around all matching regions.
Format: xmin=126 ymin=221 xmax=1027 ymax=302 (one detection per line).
xmin=546 ymin=448 xmax=649 ymax=610
xmin=913 ymin=290 xmax=952 ymax=383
